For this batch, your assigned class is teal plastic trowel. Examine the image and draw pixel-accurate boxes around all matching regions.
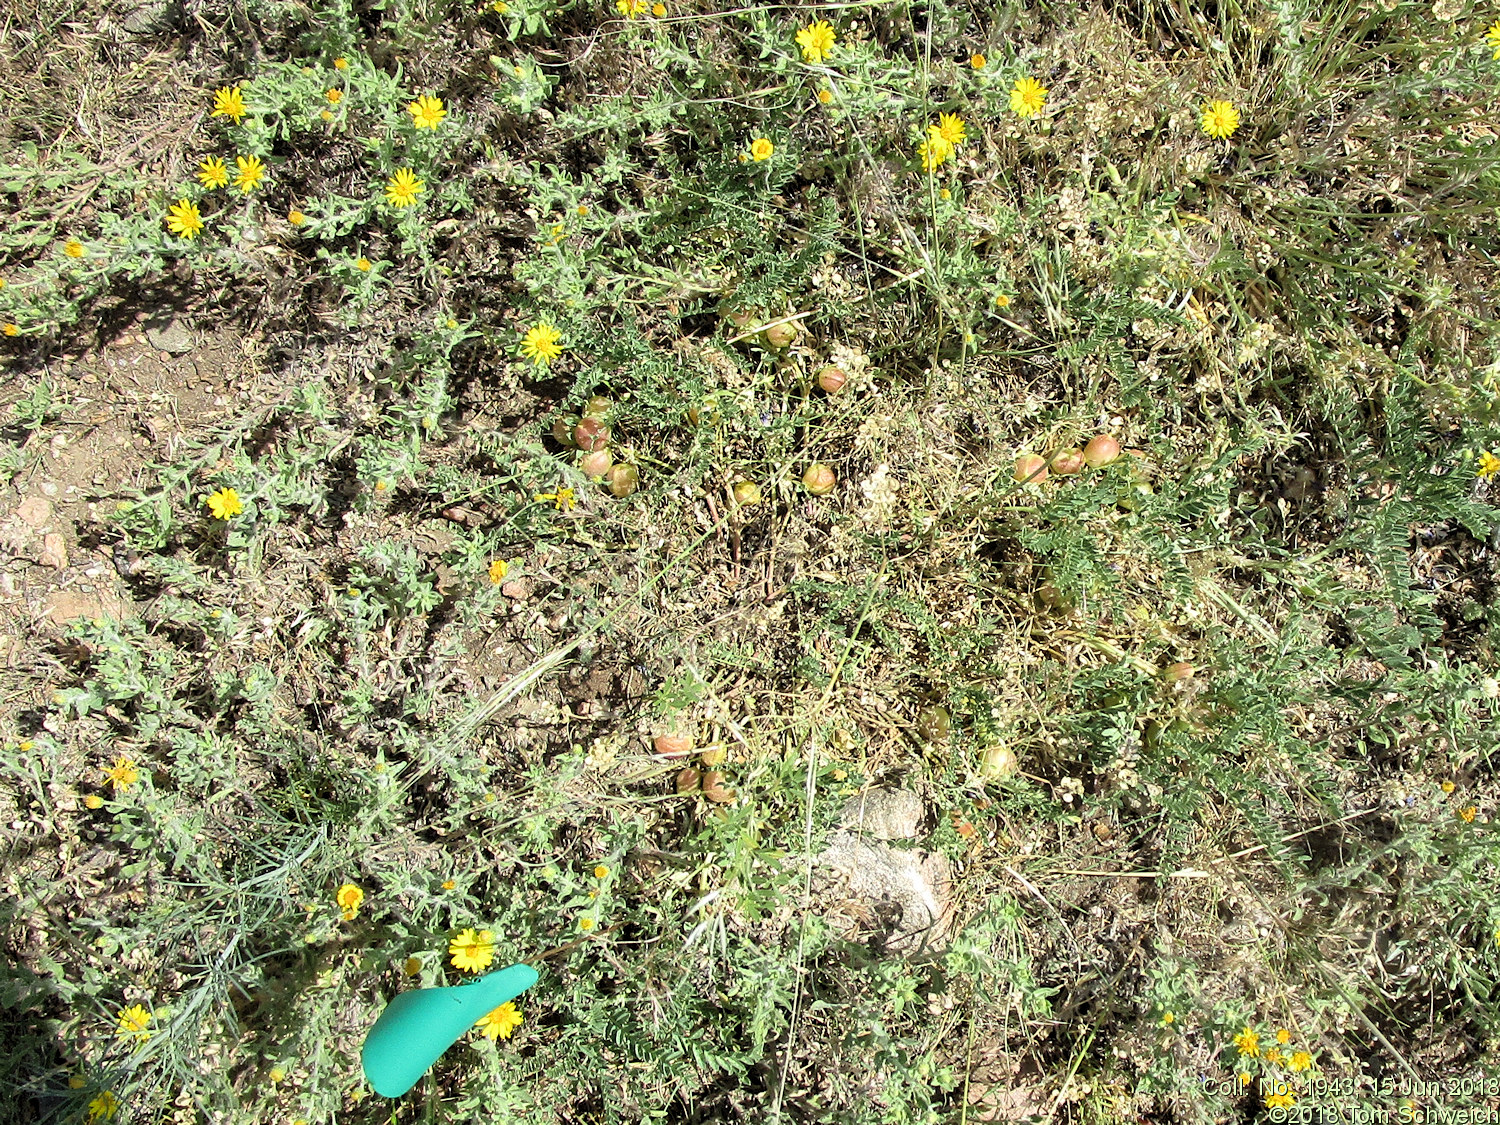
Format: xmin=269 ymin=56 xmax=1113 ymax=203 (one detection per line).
xmin=361 ymin=963 xmax=538 ymax=1097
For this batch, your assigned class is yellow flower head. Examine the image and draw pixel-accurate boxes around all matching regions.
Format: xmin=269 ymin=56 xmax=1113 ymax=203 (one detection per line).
xmin=355 ymin=257 xmax=373 ymax=271
xmin=994 ymin=293 xmax=1011 ymax=308
xmin=1010 ymin=76 xmax=1048 ymax=118
xmin=578 ymin=916 xmax=596 ymax=931
xmin=796 ymin=20 xmax=837 ymax=63
xmin=288 ymin=210 xmax=306 ymax=226
xmin=84 ymin=793 xmax=103 ymax=808
xmin=1265 ymin=1048 xmax=1286 ymax=1066
xmin=321 ymin=109 xmax=334 ymax=122
xmin=336 ymin=882 xmax=364 ymax=920
xmin=385 ymin=168 xmax=425 ymax=207
xmin=206 ymin=487 xmax=243 ymax=519
xmin=197 ymin=157 xmax=229 ymax=189
xmin=933 ymin=113 xmax=967 ymax=147
xmin=409 ymin=94 xmax=447 ymax=129
xmin=1160 ymin=1011 xmax=1175 ymax=1026
xmin=233 ymin=154 xmax=265 ymax=193
xmin=520 ymin=322 xmax=564 ymax=364
xmin=115 ymin=1004 xmax=153 ymax=1042
xmin=449 ymin=927 xmax=497 ymax=972
xmin=918 ymin=135 xmax=952 ymax=171
xmin=817 ymin=88 xmax=833 ymax=104
xmin=1201 ymin=100 xmax=1240 ymax=139
xmin=652 ymin=1 xmax=665 ymax=14
xmin=552 ymin=487 xmax=576 ymax=512
xmin=1289 ymin=1051 xmax=1313 ymax=1072
xmin=749 ymin=137 xmax=774 ymax=162
xmin=166 ymin=199 xmax=204 ymax=240
xmin=325 ymin=88 xmax=342 ymax=104
xmin=475 ymin=1001 xmax=523 ymax=1040
xmin=87 ymin=1092 xmax=120 ymax=1122
xmin=64 ymin=239 xmax=85 ymax=258
xmin=212 ymin=85 xmax=247 ymax=124
xmin=971 ymin=53 xmax=986 ymax=70
xmin=616 ymin=0 xmax=647 ymax=15
xmin=1276 ymin=1028 xmax=1291 ymax=1044
xmin=104 ymin=756 xmax=139 ymax=790
xmin=1459 ymin=805 xmax=1477 ymax=822
xmin=1233 ymin=1026 xmax=1260 ymax=1057
xmin=1265 ymin=1091 xmax=1297 ymax=1109
xmin=333 ymin=56 xmax=348 ymax=69
xmin=594 ymin=864 xmax=609 ymax=878
xmin=1476 ymin=451 xmax=1500 ymax=478
xmin=1486 ymin=19 xmax=1500 ymax=59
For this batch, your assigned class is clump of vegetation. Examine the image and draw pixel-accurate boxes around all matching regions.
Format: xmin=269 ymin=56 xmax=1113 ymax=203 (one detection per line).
xmin=2 ymin=0 xmax=1500 ymax=1122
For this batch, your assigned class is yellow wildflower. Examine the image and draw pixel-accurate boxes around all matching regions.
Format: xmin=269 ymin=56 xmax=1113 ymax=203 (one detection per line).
xmin=166 ymin=199 xmax=204 ymax=240
xmin=1289 ymin=1051 xmax=1313 ymax=1072
xmin=211 ymin=85 xmax=247 ymax=124
xmin=355 ymin=257 xmax=372 ymax=271
xmin=970 ymin=53 xmax=986 ymax=69
xmin=1477 ymin=451 xmax=1500 ymax=478
xmin=652 ymin=1 xmax=665 ymax=13
xmin=333 ymin=57 xmax=348 ymax=69
xmin=197 ymin=157 xmax=229 ymax=189
xmin=1201 ymin=100 xmax=1240 ymax=139
xmin=449 ymin=928 xmax=496 ymax=972
xmin=488 ymin=559 xmax=510 ymax=583
xmin=520 ymin=322 xmax=564 ymax=364
xmin=269 ymin=1066 xmax=286 ymax=1083
xmin=1160 ymin=1011 xmax=1175 ymax=1026
xmin=1265 ymin=1048 xmax=1286 ymax=1066
xmin=1459 ymin=805 xmax=1477 ymax=822
xmin=84 ymin=794 xmax=104 ymax=809
xmin=933 ymin=113 xmax=966 ymax=147
xmin=64 ymin=239 xmax=85 ymax=258
xmin=616 ymin=0 xmax=647 ymax=15
xmin=321 ymin=109 xmax=334 ymax=122
xmin=385 ymin=168 xmax=425 ymax=207
xmin=594 ymin=864 xmax=609 ymax=878
xmin=336 ymin=882 xmax=364 ymax=920
xmin=206 ymin=487 xmax=243 ymax=519
xmin=475 ymin=1001 xmax=523 ymax=1040
xmin=325 ymin=88 xmax=342 ymax=104
xmin=233 ymin=154 xmax=265 ymax=193
xmin=1265 ymin=1091 xmax=1296 ymax=1109
xmin=403 ymin=956 xmax=422 ymax=975
xmin=103 ymin=756 xmax=139 ymax=790
xmin=1487 ymin=19 xmax=1500 ymax=59
xmin=115 ymin=1004 xmax=153 ymax=1043
xmin=409 ymin=94 xmax=447 ymax=129
xmin=918 ymin=135 xmax=952 ymax=171
xmin=288 ymin=210 xmax=306 ymax=226
xmin=1010 ymin=76 xmax=1048 ymax=118
xmin=796 ymin=20 xmax=836 ymax=63
xmin=441 ymin=879 xmax=456 ymax=889
xmin=1276 ymin=1028 xmax=1291 ymax=1044
xmin=87 ymin=1092 xmax=120 ymax=1122
xmin=1233 ymin=1026 xmax=1260 ymax=1057
xmin=578 ymin=916 xmax=596 ymax=931
xmin=995 ymin=293 xmax=1011 ymax=308
xmin=749 ymin=137 xmax=774 ymax=162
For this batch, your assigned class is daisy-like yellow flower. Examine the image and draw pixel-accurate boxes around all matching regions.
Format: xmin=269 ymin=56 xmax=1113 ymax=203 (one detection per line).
xmin=64 ymin=239 xmax=85 ymax=258
xmin=336 ymin=882 xmax=364 ymax=920
xmin=1233 ymin=1026 xmax=1260 ymax=1057
xmin=1201 ymin=99 xmax=1240 ymax=139
xmin=325 ymin=88 xmax=342 ymax=104
xmin=385 ymin=168 xmax=425 ymax=208
xmin=1486 ymin=19 xmax=1500 ymax=59
xmin=1265 ymin=1091 xmax=1297 ymax=1109
xmin=796 ymin=19 xmax=836 ymax=63
xmin=197 ymin=157 xmax=229 ymax=189
xmin=355 ymin=257 xmax=373 ymax=271
xmin=206 ymin=486 xmax=243 ymax=519
xmin=918 ymin=135 xmax=952 ymax=171
xmin=1459 ymin=805 xmax=1477 ymax=822
xmin=971 ymin=53 xmax=986 ymax=69
xmin=1160 ymin=1011 xmax=1175 ymax=1026
xmin=408 ymin=94 xmax=446 ymax=129
xmin=1476 ymin=451 xmax=1500 ymax=478
xmin=3 ymin=324 xmax=20 ymax=337
xmin=817 ymin=88 xmax=833 ymax=104
xmin=578 ymin=916 xmax=596 ymax=931
xmin=995 ymin=293 xmax=1011 ymax=308
xmin=449 ymin=927 xmax=497 ymax=972
xmin=933 ymin=113 xmax=967 ymax=148
xmin=749 ymin=137 xmax=774 ymax=162
xmin=288 ymin=210 xmax=306 ymax=226
xmin=475 ymin=1001 xmax=523 ymax=1040
xmin=333 ymin=56 xmax=348 ymax=69
xmin=115 ymin=1004 xmax=153 ymax=1042
xmin=84 ymin=794 xmax=103 ymax=808
xmin=520 ymin=322 xmax=564 ymax=364
xmin=652 ymin=1 xmax=666 ymax=14
xmin=233 ymin=154 xmax=265 ymax=193
xmin=103 ymin=756 xmax=139 ymax=790
xmin=533 ymin=488 xmax=577 ymax=512
xmin=594 ymin=864 xmax=609 ymax=878
xmin=1289 ymin=1051 xmax=1313 ymax=1072
xmin=488 ymin=559 xmax=510 ymax=583
xmin=616 ymin=0 xmax=647 ymax=15
xmin=211 ymin=85 xmax=247 ymax=124
xmin=1276 ymin=1028 xmax=1291 ymax=1044
xmin=165 ymin=199 xmax=203 ymax=240
xmin=87 ymin=1092 xmax=120 ymax=1122
xmin=1265 ymin=1048 xmax=1286 ymax=1066
xmin=1010 ymin=76 xmax=1048 ymax=118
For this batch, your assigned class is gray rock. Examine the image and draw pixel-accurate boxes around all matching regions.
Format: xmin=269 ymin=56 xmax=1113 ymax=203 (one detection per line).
xmin=121 ymin=0 xmax=180 ymax=35
xmin=814 ymin=830 xmax=952 ymax=956
xmin=143 ymin=315 xmax=194 ymax=354
xmin=840 ymin=787 xmax=924 ymax=840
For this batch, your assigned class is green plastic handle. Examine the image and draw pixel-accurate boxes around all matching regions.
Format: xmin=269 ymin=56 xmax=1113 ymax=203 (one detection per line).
xmin=361 ymin=963 xmax=539 ymax=1097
